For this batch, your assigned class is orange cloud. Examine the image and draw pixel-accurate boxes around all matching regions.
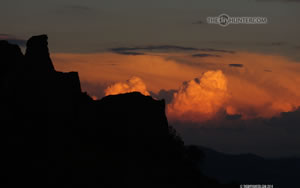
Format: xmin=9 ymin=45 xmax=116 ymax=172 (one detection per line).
xmin=51 ymin=51 xmax=300 ymax=123
xmin=104 ymin=76 xmax=150 ymax=96
xmin=51 ymin=52 xmax=196 ymax=94
xmin=167 ymin=70 xmax=228 ymax=123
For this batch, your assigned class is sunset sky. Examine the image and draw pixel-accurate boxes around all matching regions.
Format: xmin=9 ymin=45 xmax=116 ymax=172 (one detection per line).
xmin=1 ymin=0 xmax=300 ymax=157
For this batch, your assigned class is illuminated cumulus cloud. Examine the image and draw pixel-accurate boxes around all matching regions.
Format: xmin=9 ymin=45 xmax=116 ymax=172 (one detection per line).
xmin=105 ymin=76 xmax=150 ymax=96
xmin=167 ymin=70 xmax=228 ymax=123
xmin=52 ymin=51 xmax=300 ymax=121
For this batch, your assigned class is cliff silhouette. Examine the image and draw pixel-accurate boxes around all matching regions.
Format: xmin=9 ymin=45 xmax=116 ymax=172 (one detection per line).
xmin=0 ymin=35 xmax=238 ymax=187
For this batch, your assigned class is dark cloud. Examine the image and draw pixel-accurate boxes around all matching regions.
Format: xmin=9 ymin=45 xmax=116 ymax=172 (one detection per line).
xmin=264 ymin=69 xmax=272 ymax=72
xmin=113 ymin=51 xmax=145 ymax=56
xmin=110 ymin=46 xmax=236 ymax=57
xmin=0 ymin=34 xmax=26 ymax=47
xmin=150 ymin=89 xmax=177 ymax=104
xmin=110 ymin=45 xmax=198 ymax=54
xmin=81 ymin=81 xmax=107 ymax=100
xmin=229 ymin=64 xmax=243 ymax=68
xmin=199 ymin=48 xmax=235 ymax=54
xmin=192 ymin=53 xmax=221 ymax=58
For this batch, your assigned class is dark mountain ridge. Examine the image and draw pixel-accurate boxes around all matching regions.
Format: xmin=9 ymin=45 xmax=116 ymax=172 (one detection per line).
xmin=0 ymin=35 xmax=237 ymax=187
xmin=198 ymin=145 xmax=300 ymax=188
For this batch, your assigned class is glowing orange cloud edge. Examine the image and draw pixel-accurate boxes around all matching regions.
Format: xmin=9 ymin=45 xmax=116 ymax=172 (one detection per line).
xmin=51 ymin=51 xmax=300 ymax=123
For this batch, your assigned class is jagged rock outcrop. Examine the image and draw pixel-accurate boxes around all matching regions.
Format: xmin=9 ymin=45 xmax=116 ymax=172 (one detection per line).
xmin=0 ymin=40 xmax=23 ymax=76
xmin=0 ymin=35 xmax=237 ymax=187
xmin=0 ymin=35 xmax=85 ymax=186
xmin=25 ymin=34 xmax=55 ymax=73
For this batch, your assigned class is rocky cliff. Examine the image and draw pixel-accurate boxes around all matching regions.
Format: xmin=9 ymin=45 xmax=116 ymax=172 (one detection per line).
xmin=0 ymin=35 xmax=237 ymax=187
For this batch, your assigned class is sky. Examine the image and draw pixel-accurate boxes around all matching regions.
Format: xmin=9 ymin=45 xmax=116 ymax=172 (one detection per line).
xmin=1 ymin=0 xmax=300 ymax=157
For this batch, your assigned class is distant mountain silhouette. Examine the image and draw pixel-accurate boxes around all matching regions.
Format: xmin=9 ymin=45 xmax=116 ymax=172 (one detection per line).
xmin=0 ymin=35 xmax=238 ymax=187
xmin=197 ymin=146 xmax=300 ymax=188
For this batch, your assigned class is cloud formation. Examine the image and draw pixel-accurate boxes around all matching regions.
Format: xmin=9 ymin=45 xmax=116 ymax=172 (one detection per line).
xmin=113 ymin=51 xmax=145 ymax=56
xmin=52 ymin=51 xmax=300 ymax=124
xmin=198 ymin=48 xmax=235 ymax=54
xmin=167 ymin=70 xmax=228 ymax=123
xmin=150 ymin=89 xmax=177 ymax=104
xmin=110 ymin=45 xmax=198 ymax=54
xmin=110 ymin=46 xmax=235 ymax=56
xmin=105 ymin=77 xmax=150 ymax=96
xmin=229 ymin=64 xmax=243 ymax=68
xmin=192 ymin=53 xmax=221 ymax=58
xmin=51 ymin=51 xmax=300 ymax=158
